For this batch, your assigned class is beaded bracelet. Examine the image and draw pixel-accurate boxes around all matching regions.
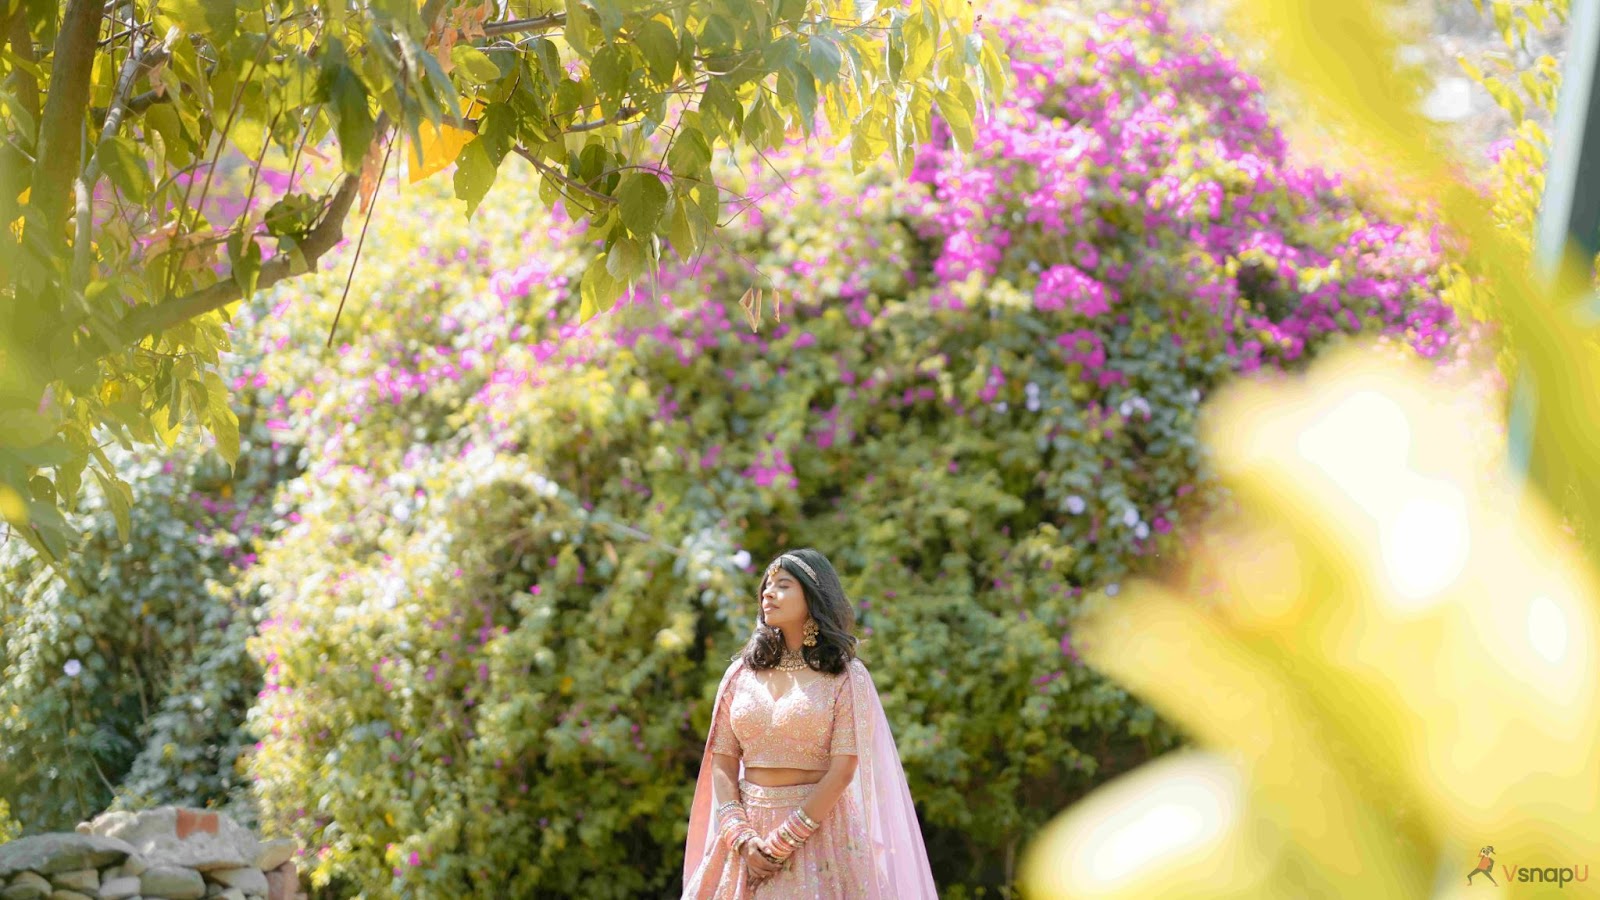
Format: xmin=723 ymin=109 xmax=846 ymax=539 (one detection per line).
xmin=764 ymin=810 xmax=819 ymax=863
xmin=719 ymin=807 xmax=756 ymax=852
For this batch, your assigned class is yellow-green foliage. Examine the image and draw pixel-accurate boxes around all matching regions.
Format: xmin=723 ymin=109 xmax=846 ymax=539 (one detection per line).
xmin=235 ymin=6 xmax=1458 ymax=896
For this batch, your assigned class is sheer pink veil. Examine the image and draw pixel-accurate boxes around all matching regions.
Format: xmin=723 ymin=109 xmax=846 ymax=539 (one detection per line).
xmin=681 ymin=656 xmax=938 ymax=898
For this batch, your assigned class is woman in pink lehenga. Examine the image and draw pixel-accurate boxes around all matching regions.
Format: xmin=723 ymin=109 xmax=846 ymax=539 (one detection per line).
xmin=682 ymin=549 xmax=939 ymax=899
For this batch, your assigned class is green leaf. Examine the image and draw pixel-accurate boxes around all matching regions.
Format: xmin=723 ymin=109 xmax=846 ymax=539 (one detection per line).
xmin=263 ymin=193 xmax=319 ymax=240
xmin=325 ymin=61 xmax=375 ymax=174
xmin=164 ymin=0 xmax=237 ymax=39
xmin=453 ymin=138 xmax=500 ymax=218
xmin=764 ymin=35 xmax=800 ymax=71
xmin=201 ymin=370 xmax=240 ymax=465
xmin=452 ymin=46 xmax=503 ymax=83
xmin=577 ymin=142 xmax=609 ymax=184
xmin=810 ymin=32 xmax=843 ymax=84
xmin=666 ymin=196 xmax=696 ymax=260
xmin=592 ymin=0 xmax=623 ymax=38
xmin=591 ymin=45 xmax=629 ymax=118
xmin=228 ymin=231 xmax=262 ymax=299
xmin=980 ymin=40 xmax=1009 ymax=104
xmin=91 ymin=468 xmax=132 ymax=544
xmin=787 ymin=63 xmax=818 ymax=133
xmin=606 ymin=236 xmax=644 ymax=281
xmin=480 ymin=101 xmax=517 ymax=163
xmin=565 ymin=0 xmax=595 ymax=57
xmin=666 ymin=127 xmax=712 ymax=181
xmin=697 ymin=16 xmax=737 ymax=56
xmin=777 ymin=0 xmax=807 ymax=26
xmin=98 ymin=136 xmax=152 ymax=203
xmin=535 ymin=170 xmax=560 ymax=208
xmin=0 ymin=411 xmax=57 ymax=449
xmin=579 ymin=254 xmax=621 ymax=321
xmin=691 ymin=181 xmax=720 ymax=229
xmin=701 ymin=79 xmax=743 ymax=140
xmin=636 ymin=19 xmax=678 ymax=86
xmin=532 ymin=38 xmax=564 ymax=84
xmin=937 ymin=85 xmax=976 ymax=151
xmin=22 ymin=493 xmax=77 ymax=558
xmin=616 ymin=173 xmax=668 ymax=235
xmin=902 ymin=10 xmax=935 ymax=81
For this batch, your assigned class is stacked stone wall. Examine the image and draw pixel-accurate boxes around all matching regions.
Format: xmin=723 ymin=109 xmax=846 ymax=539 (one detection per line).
xmin=0 ymin=809 xmax=301 ymax=900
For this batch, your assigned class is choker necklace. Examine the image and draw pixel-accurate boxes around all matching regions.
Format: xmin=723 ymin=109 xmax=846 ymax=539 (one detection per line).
xmin=777 ymin=647 xmax=808 ymax=671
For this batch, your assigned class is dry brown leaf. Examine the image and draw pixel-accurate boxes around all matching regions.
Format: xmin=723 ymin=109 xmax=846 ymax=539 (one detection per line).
xmin=737 ymin=286 xmax=758 ymax=332
xmin=357 ymin=141 xmax=384 ymax=215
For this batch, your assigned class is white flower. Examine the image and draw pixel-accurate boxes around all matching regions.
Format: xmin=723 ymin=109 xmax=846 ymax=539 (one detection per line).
xmin=1026 ymin=396 xmax=1042 ymax=412
xmin=1122 ymin=507 xmax=1140 ymax=527
xmin=731 ymin=550 xmax=752 ymax=569
xmin=995 ymin=401 xmax=1009 ymax=414
xmin=1135 ymin=522 xmax=1150 ymax=540
xmin=1119 ymin=399 xmax=1133 ymax=416
xmin=1105 ymin=583 xmax=1121 ymax=597
xmin=1066 ymin=495 xmax=1087 ymax=515
xmin=63 ymin=659 xmax=82 ymax=678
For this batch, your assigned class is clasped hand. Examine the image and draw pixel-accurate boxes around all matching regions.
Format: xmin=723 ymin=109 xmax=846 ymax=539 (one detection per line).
xmin=739 ymin=834 xmax=785 ymax=883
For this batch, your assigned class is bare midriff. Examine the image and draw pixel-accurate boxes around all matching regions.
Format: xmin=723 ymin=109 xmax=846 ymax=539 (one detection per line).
xmin=744 ymin=766 xmax=825 ymax=787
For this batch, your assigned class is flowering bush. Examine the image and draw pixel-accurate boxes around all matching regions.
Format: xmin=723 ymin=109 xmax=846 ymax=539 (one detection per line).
xmin=233 ymin=5 xmax=1459 ymax=897
xmin=3 ymin=1 xmax=1460 ymax=894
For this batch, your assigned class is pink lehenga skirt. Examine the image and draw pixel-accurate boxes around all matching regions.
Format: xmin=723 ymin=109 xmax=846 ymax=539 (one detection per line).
xmin=684 ymin=780 xmax=880 ymax=899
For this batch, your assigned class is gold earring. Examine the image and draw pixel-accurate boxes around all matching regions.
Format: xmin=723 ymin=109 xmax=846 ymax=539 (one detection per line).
xmin=802 ymin=618 xmax=818 ymax=647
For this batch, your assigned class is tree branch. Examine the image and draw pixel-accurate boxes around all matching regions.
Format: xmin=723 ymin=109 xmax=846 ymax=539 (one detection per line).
xmin=484 ymin=13 xmax=565 ymax=38
xmin=117 ymin=170 xmax=365 ymax=344
xmin=514 ymin=146 xmax=616 ymax=207
xmin=3 ymin=6 xmax=40 ymax=132
xmin=29 ymin=0 xmax=107 ymax=230
xmin=76 ymin=21 xmax=147 ymax=288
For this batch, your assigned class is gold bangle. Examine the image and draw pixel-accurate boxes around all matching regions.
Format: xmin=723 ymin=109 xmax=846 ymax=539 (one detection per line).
xmin=795 ymin=809 xmax=820 ymax=830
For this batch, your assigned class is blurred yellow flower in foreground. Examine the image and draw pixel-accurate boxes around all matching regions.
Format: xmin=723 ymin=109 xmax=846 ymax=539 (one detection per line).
xmin=1022 ymin=343 xmax=1600 ymax=898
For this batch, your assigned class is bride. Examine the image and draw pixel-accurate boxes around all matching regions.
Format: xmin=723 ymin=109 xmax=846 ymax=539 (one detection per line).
xmin=681 ymin=548 xmax=938 ymax=898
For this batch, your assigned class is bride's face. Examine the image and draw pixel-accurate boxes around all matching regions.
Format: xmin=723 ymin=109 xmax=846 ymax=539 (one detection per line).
xmin=759 ymin=565 xmax=808 ymax=633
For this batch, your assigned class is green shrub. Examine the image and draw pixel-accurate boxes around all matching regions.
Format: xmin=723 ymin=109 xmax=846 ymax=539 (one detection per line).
xmin=0 ymin=411 xmax=293 ymax=831
xmin=239 ymin=5 xmax=1458 ymax=896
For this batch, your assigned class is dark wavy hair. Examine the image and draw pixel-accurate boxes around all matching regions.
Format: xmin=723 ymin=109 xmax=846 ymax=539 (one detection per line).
xmin=737 ymin=548 xmax=858 ymax=675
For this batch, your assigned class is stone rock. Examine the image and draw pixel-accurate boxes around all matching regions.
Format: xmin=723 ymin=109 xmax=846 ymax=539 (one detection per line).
xmin=262 ymin=863 xmax=296 ymax=900
xmin=47 ymin=870 xmax=97 ymax=893
xmin=82 ymin=810 xmax=258 ymax=873
xmin=0 ymin=835 xmax=136 ymax=878
xmin=215 ymin=891 xmax=244 ymax=900
xmin=138 ymin=866 xmax=205 ymax=900
xmin=248 ymin=842 xmax=292 ymax=877
xmin=1 ymin=871 xmax=52 ymax=900
xmin=106 ymin=857 xmax=147 ymax=880
xmin=99 ymin=875 xmax=141 ymax=900
xmin=201 ymin=870 xmax=263 ymax=897
xmin=46 ymin=892 xmax=93 ymax=900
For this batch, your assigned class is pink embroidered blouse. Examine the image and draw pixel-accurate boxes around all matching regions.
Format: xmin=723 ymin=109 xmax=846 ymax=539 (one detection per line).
xmin=708 ymin=662 xmax=859 ymax=771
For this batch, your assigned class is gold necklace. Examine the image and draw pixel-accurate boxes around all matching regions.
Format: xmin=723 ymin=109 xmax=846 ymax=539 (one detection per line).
xmin=776 ymin=647 xmax=808 ymax=671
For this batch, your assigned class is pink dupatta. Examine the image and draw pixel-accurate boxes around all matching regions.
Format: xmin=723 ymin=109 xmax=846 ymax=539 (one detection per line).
xmin=681 ymin=657 xmax=938 ymax=898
